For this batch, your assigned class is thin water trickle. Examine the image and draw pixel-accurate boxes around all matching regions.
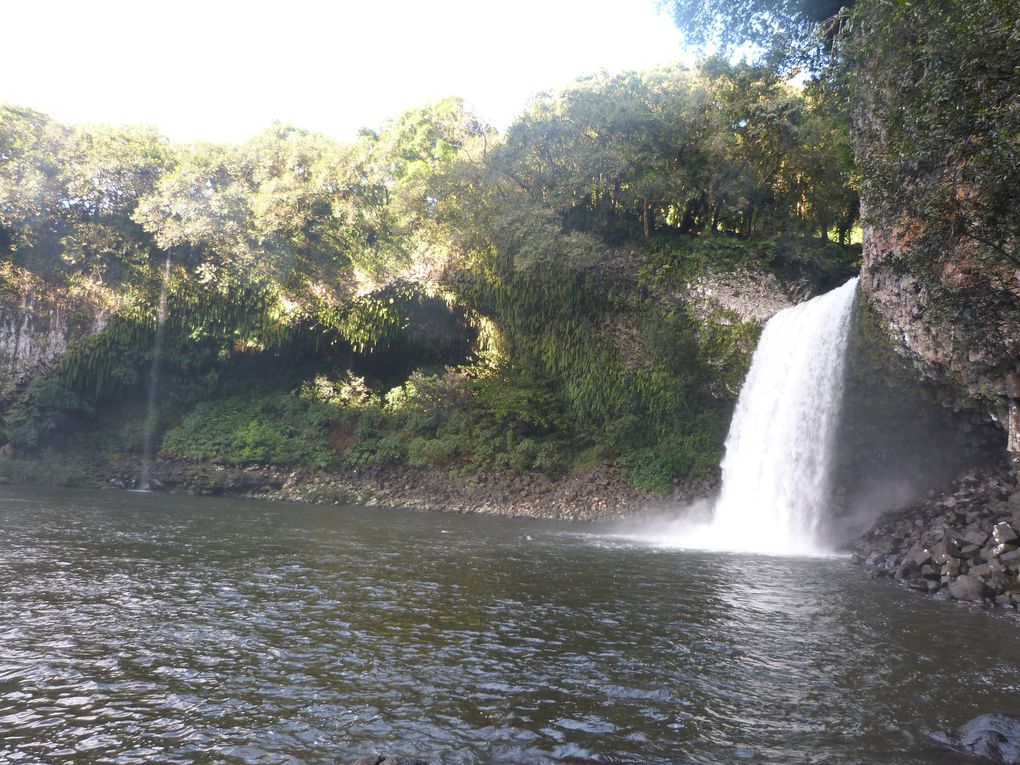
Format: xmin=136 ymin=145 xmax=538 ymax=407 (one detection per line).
xmin=138 ymin=256 xmax=171 ymax=491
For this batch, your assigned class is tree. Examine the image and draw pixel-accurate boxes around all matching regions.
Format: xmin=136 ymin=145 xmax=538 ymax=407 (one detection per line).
xmin=659 ymin=0 xmax=854 ymax=68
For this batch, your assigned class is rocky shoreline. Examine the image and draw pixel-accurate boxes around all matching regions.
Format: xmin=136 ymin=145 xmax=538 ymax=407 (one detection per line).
xmin=102 ymin=457 xmax=718 ymax=523
xmin=850 ymin=465 xmax=1020 ymax=608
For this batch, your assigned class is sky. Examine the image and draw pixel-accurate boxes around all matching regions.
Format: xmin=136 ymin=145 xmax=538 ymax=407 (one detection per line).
xmin=2 ymin=0 xmax=693 ymax=145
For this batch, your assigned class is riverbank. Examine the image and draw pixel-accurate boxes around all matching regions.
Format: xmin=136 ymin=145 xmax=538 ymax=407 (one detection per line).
xmin=850 ymin=465 xmax=1020 ymax=608
xmin=91 ymin=457 xmax=717 ymax=522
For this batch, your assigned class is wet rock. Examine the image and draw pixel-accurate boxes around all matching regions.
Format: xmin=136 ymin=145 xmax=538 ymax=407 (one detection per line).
xmin=961 ymin=544 xmax=982 ymax=559
xmin=993 ymin=522 xmax=1019 ymax=544
xmin=0 ymin=443 xmax=14 ymax=459
xmin=943 ymin=527 xmax=966 ymax=542
xmin=934 ymin=714 xmax=1020 ymax=764
xmin=1001 ymin=549 xmax=1020 ymax=566
xmin=971 ymin=563 xmax=992 ymax=578
xmin=904 ymin=544 xmax=931 ymax=567
xmin=941 ymin=558 xmax=962 ymax=577
xmin=931 ymin=537 xmax=964 ymax=564
xmin=948 ymin=574 xmax=987 ymax=602
xmin=981 ymin=545 xmax=1000 ymax=562
xmin=964 ymin=529 xmax=990 ymax=547
xmin=895 ymin=562 xmax=920 ymax=581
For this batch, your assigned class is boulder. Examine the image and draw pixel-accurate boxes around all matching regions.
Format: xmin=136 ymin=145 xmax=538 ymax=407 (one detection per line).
xmin=934 ymin=714 xmax=1020 ymax=764
xmin=961 ymin=544 xmax=982 ymax=559
xmin=993 ymin=522 xmax=1019 ymax=544
xmin=905 ymin=544 xmax=931 ymax=567
xmin=895 ymin=562 xmax=921 ymax=581
xmin=1000 ymin=549 xmax=1020 ymax=566
xmin=941 ymin=558 xmax=962 ymax=577
xmin=965 ymin=529 xmax=990 ymax=546
xmin=948 ymin=574 xmax=987 ymax=602
xmin=944 ymin=527 xmax=967 ymax=542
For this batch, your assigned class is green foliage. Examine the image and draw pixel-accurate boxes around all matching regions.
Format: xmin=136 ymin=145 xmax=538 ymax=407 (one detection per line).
xmin=0 ymin=454 xmax=97 ymax=488
xmin=618 ymin=430 xmax=724 ymax=493
xmin=2 ymin=57 xmax=865 ymax=494
xmin=406 ymin=435 xmax=463 ymax=467
xmin=644 ymin=233 xmax=858 ymax=296
xmin=471 ymin=59 xmax=858 ymax=251
xmin=844 ymin=0 xmax=1019 ymax=274
xmin=3 ymin=377 xmax=93 ymax=450
xmin=162 ymin=395 xmax=334 ymax=467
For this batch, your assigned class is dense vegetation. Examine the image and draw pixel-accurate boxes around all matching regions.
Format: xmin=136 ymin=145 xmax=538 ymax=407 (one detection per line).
xmin=0 ymin=58 xmax=860 ymax=491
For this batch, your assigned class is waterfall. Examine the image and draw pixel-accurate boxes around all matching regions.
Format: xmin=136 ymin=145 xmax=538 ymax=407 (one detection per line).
xmin=138 ymin=256 xmax=171 ymax=491
xmin=707 ymin=276 xmax=859 ymax=555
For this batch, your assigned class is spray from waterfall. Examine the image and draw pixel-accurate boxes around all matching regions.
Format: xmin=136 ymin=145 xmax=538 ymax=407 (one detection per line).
xmin=138 ymin=256 xmax=171 ymax=492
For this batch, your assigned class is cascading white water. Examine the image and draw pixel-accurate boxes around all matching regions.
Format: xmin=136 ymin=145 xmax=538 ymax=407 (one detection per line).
xmin=707 ymin=276 xmax=859 ymax=555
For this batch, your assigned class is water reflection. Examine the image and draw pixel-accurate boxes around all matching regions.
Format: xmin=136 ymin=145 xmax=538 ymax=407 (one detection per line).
xmin=0 ymin=486 xmax=1017 ymax=764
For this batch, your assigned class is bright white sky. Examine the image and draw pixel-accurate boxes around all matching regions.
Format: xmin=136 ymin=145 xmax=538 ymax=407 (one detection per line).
xmin=2 ymin=0 xmax=693 ymax=144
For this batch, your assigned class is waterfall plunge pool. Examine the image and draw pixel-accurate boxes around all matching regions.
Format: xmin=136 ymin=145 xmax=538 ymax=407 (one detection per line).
xmin=1 ymin=486 xmax=1017 ymax=764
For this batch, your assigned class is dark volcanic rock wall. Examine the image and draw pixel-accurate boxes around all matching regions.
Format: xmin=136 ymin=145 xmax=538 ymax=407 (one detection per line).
xmin=827 ymin=293 xmax=1005 ymax=543
xmin=861 ymin=222 xmax=1020 ymax=408
xmin=860 ymin=221 xmax=1020 ymax=467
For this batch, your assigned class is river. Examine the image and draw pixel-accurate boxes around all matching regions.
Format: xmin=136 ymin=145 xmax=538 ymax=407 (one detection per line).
xmin=0 ymin=486 xmax=1017 ymax=764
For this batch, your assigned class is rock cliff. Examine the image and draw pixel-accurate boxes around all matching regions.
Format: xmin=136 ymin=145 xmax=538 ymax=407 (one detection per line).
xmin=860 ymin=221 xmax=1020 ymax=466
xmin=0 ymin=268 xmax=107 ymax=403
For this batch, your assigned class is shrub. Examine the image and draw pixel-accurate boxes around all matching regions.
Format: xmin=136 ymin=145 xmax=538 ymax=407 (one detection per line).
xmin=161 ymin=394 xmax=333 ymax=466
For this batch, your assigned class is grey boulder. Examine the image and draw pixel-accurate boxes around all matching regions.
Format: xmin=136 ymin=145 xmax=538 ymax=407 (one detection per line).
xmin=934 ymin=714 xmax=1020 ymax=764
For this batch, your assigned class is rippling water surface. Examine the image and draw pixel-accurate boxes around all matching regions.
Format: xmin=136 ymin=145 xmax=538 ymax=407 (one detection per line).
xmin=1 ymin=487 xmax=1018 ymax=764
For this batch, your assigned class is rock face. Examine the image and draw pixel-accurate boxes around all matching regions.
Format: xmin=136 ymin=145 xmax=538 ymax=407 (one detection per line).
xmin=829 ymin=292 xmax=1004 ymax=538
xmin=684 ymin=268 xmax=795 ymax=324
xmin=860 ymin=221 xmax=1020 ymax=467
xmin=0 ymin=276 xmax=107 ymax=398
xmin=933 ymin=714 xmax=1020 ymax=764
xmin=851 ymin=466 xmax=1020 ymax=607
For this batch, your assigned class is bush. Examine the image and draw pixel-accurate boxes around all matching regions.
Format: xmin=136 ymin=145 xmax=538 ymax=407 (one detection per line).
xmin=407 ymin=434 xmax=463 ymax=467
xmin=161 ymin=394 xmax=334 ymax=466
xmin=3 ymin=377 xmax=94 ymax=451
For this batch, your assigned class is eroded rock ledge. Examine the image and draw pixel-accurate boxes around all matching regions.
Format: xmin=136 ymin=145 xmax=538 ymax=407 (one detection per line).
xmin=851 ymin=466 xmax=1020 ymax=607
